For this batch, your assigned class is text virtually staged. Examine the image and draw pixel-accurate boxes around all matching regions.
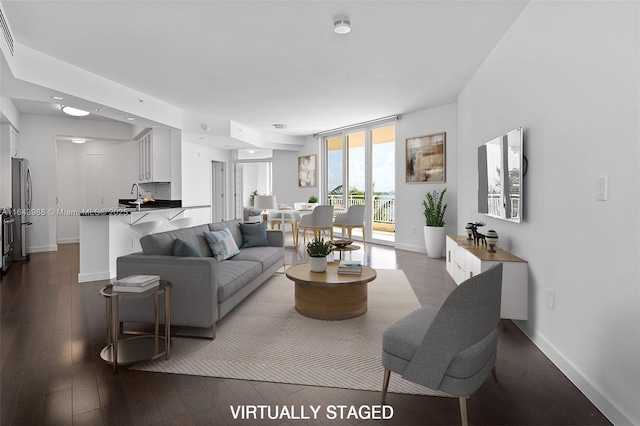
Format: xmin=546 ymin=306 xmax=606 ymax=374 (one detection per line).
xmin=230 ymin=404 xmax=394 ymax=421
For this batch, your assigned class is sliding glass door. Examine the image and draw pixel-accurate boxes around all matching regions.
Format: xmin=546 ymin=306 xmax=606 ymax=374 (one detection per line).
xmin=324 ymin=124 xmax=395 ymax=245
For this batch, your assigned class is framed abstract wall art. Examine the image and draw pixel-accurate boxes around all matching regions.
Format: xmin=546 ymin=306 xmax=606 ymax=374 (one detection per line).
xmin=298 ymin=154 xmax=317 ymax=187
xmin=406 ymin=132 xmax=446 ymax=183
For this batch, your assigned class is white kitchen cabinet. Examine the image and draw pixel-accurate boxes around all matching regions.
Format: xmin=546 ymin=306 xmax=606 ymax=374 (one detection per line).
xmin=137 ymin=129 xmax=170 ymax=183
xmin=446 ymin=235 xmax=528 ymax=320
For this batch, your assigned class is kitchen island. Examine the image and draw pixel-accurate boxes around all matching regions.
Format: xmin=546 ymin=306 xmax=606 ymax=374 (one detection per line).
xmin=78 ymin=205 xmax=210 ymax=283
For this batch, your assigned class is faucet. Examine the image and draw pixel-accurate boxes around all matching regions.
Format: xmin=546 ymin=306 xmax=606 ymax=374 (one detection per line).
xmin=130 ymin=183 xmax=143 ymax=211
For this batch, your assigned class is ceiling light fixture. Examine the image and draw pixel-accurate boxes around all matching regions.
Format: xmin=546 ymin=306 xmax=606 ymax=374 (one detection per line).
xmin=125 ymin=117 xmax=136 ymax=121
xmin=61 ymin=105 xmax=90 ymax=117
xmin=70 ymin=138 xmax=87 ymax=144
xmin=333 ymin=19 xmax=351 ymax=34
xmin=201 ymin=123 xmax=211 ymax=132
xmin=273 ymin=123 xmax=287 ymax=129
xmin=247 ymin=149 xmax=256 ymax=154
xmin=52 ymin=96 xmax=64 ymax=100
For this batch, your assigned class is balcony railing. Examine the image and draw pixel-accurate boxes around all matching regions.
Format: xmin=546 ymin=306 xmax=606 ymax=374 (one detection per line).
xmin=327 ymin=194 xmax=395 ymax=226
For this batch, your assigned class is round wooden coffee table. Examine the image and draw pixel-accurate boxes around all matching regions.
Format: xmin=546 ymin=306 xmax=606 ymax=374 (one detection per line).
xmin=285 ymin=262 xmax=377 ymax=320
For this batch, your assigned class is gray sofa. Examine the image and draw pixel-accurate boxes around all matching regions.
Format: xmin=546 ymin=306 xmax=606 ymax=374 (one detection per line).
xmin=116 ymin=219 xmax=284 ymax=339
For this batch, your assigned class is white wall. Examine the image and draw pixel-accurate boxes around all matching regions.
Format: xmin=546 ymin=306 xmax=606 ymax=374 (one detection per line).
xmin=394 ymin=104 xmax=458 ymax=253
xmin=457 ymin=2 xmax=639 ymax=424
xmin=272 ymin=136 xmax=317 ymax=205
xmin=181 ymin=140 xmax=232 ymax=224
xmin=17 ymin=114 xmax=137 ymax=252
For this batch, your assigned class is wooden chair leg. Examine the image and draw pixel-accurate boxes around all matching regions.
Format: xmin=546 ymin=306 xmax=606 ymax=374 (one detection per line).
xmin=459 ymin=396 xmax=468 ymax=426
xmin=381 ymin=368 xmax=391 ymax=404
xmin=361 ymin=225 xmax=366 ymax=250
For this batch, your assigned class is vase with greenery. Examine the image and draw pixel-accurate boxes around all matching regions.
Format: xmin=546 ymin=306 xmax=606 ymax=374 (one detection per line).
xmin=422 ymin=188 xmax=447 ymax=258
xmin=308 ymin=195 xmax=318 ymax=203
xmin=306 ymin=238 xmax=334 ymax=272
xmin=249 ymin=190 xmax=258 ymax=207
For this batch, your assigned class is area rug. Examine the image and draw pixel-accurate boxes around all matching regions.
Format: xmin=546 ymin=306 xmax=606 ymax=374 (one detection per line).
xmin=131 ymin=268 xmax=449 ymax=397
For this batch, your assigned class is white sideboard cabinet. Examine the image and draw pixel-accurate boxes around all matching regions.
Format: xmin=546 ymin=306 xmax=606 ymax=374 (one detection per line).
xmin=137 ymin=129 xmax=170 ymax=183
xmin=446 ymin=235 xmax=528 ymax=320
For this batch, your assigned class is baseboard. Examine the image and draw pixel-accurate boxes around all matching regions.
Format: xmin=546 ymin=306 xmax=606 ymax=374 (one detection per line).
xmin=393 ymin=243 xmax=427 ymax=253
xmin=57 ymin=238 xmax=79 ymax=244
xmin=514 ymin=320 xmax=634 ymax=425
xmin=28 ymin=245 xmax=58 ymax=253
xmin=78 ymin=271 xmax=111 ymax=283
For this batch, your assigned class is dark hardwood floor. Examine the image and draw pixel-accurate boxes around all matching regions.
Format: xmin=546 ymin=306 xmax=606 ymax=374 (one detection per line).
xmin=1 ymin=242 xmax=610 ymax=425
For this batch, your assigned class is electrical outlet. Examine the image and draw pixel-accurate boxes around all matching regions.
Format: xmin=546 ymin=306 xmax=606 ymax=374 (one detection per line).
xmin=412 ymin=225 xmax=416 ymax=233
xmin=131 ymin=239 xmax=137 ymax=248
xmin=547 ymin=289 xmax=555 ymax=309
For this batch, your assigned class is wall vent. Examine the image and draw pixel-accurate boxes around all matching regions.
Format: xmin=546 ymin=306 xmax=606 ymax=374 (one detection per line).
xmin=0 ymin=7 xmax=14 ymax=56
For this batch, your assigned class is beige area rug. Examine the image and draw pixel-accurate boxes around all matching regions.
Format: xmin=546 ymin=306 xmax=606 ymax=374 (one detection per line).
xmin=131 ymin=269 xmax=449 ymax=397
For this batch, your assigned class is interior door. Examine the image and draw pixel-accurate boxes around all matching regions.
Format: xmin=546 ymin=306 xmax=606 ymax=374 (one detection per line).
xmin=211 ymin=161 xmax=225 ymax=222
xmin=234 ymin=164 xmax=243 ymax=219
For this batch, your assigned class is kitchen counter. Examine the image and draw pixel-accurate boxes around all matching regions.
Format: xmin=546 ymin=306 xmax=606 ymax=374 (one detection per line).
xmin=78 ymin=204 xmax=211 ymax=283
xmin=79 ymin=205 xmax=211 ymax=216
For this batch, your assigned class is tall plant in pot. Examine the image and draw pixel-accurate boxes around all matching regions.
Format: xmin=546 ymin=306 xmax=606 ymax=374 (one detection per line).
xmin=422 ymin=188 xmax=447 ymax=258
xmin=306 ymin=238 xmax=334 ymax=272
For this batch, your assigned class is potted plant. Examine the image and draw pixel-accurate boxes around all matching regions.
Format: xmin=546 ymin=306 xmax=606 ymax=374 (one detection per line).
xmin=422 ymin=188 xmax=447 ymax=258
xmin=306 ymin=238 xmax=334 ymax=272
xmin=308 ymin=195 xmax=318 ymax=203
xmin=249 ymin=190 xmax=258 ymax=207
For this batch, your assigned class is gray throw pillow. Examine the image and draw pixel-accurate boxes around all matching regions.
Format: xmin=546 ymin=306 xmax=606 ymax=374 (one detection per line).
xmin=238 ymin=221 xmax=269 ymax=247
xmin=172 ymin=239 xmax=202 ymax=257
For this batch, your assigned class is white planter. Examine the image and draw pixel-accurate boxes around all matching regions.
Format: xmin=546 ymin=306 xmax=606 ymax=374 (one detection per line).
xmin=424 ymin=226 xmax=446 ymax=258
xmin=309 ymin=256 xmax=328 ymax=272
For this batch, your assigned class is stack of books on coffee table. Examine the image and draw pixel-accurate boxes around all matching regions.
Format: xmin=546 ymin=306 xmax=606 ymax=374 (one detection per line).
xmin=338 ymin=261 xmax=362 ymax=275
xmin=112 ymin=275 xmax=160 ymax=292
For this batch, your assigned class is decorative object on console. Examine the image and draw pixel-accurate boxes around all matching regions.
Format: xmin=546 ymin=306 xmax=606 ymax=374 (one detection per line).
xmin=422 ymin=188 xmax=447 ymax=258
xmin=465 ymin=223 xmax=473 ymax=240
xmin=468 ymin=221 xmax=487 ymax=246
xmin=485 ymin=230 xmax=499 ymax=253
xmin=306 ymin=238 xmax=334 ymax=272
xmin=406 ymin=132 xmax=446 ymax=183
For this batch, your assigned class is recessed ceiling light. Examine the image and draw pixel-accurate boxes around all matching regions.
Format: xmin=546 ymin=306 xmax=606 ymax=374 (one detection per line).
xmin=93 ymin=108 xmax=104 ymax=112
xmin=61 ymin=105 xmax=90 ymax=117
xmin=334 ymin=19 xmax=351 ymax=34
xmin=247 ymin=149 xmax=256 ymax=154
xmin=125 ymin=117 xmax=136 ymax=121
xmin=273 ymin=124 xmax=287 ymax=129
xmin=70 ymin=138 xmax=87 ymax=144
xmin=52 ymin=96 xmax=64 ymax=100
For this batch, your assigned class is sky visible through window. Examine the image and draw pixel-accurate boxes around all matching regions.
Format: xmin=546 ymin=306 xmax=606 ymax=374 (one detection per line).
xmin=328 ymin=143 xmax=395 ymax=194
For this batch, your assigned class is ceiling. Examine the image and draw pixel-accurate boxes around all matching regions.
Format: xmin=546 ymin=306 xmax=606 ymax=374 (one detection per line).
xmin=1 ymin=1 xmax=528 ymax=140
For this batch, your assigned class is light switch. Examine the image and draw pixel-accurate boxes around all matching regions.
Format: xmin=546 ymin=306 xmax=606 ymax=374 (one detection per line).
xmin=596 ymin=176 xmax=608 ymax=201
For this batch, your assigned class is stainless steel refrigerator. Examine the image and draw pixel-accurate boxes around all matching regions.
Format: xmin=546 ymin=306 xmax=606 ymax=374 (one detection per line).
xmin=11 ymin=157 xmax=32 ymax=262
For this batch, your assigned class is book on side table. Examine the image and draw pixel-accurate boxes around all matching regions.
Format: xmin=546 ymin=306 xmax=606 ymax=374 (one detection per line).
xmin=338 ymin=260 xmax=362 ymax=275
xmin=112 ymin=275 xmax=160 ymax=292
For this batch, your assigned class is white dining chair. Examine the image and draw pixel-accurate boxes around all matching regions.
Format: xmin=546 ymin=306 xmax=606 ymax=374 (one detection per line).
xmin=296 ymin=205 xmax=334 ymax=249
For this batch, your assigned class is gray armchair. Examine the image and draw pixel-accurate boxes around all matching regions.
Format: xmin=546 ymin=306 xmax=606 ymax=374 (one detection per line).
xmin=381 ymin=263 xmax=503 ymax=426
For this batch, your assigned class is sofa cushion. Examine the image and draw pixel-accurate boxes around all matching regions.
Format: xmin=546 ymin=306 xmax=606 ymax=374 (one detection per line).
xmin=141 ymin=224 xmax=212 ymax=256
xmin=231 ymin=246 xmax=283 ymax=272
xmin=238 ymin=221 xmax=269 ymax=247
xmin=172 ymin=239 xmax=202 ymax=257
xmin=204 ymin=227 xmax=240 ymax=261
xmin=209 ymin=220 xmax=244 ymax=250
xmin=217 ymin=260 xmax=262 ymax=302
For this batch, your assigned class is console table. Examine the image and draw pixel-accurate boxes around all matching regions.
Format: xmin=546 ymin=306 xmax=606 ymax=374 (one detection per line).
xmin=446 ymin=235 xmax=528 ymax=320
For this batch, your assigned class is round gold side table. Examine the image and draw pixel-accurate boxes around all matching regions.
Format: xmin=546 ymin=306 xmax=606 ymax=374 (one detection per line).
xmin=99 ymin=280 xmax=171 ymax=373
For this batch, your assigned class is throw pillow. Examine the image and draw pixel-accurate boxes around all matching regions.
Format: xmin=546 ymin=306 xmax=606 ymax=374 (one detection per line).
xmin=203 ymin=227 xmax=240 ymax=261
xmin=238 ymin=221 xmax=269 ymax=247
xmin=172 ymin=239 xmax=202 ymax=257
